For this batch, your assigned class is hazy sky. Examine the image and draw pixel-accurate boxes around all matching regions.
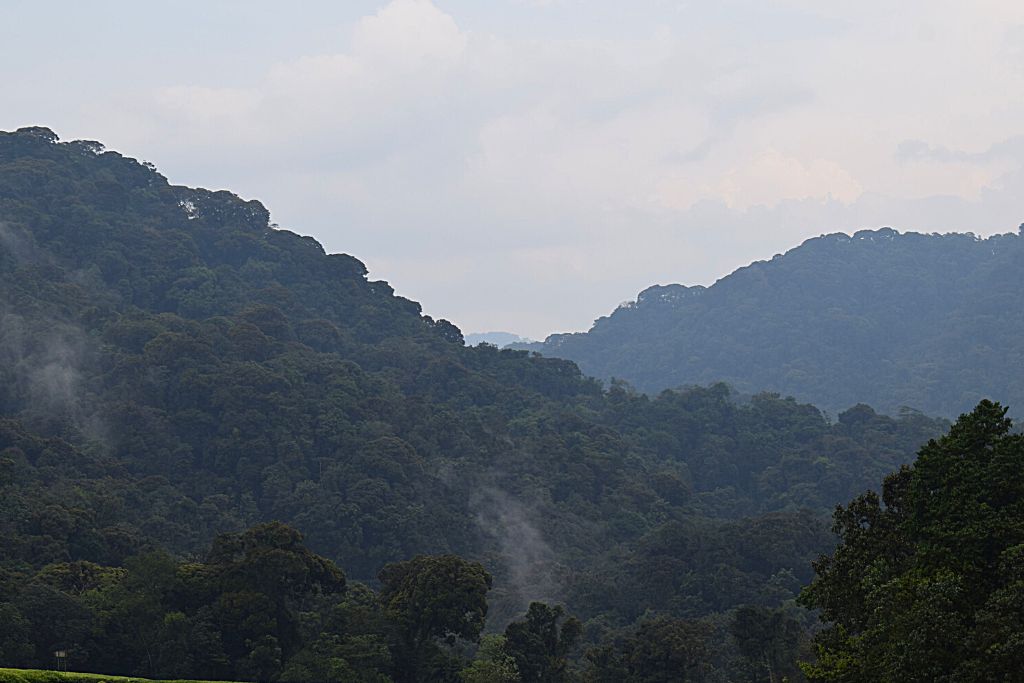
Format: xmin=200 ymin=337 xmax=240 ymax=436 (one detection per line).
xmin=4 ymin=1 xmax=1024 ymax=339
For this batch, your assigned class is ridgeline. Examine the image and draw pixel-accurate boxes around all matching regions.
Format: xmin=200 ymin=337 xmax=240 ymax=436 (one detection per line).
xmin=515 ymin=226 xmax=1024 ymax=418
xmin=0 ymin=128 xmax=954 ymax=681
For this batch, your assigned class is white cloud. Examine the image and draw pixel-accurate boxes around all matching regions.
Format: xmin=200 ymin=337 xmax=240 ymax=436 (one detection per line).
xmin=654 ymin=149 xmax=863 ymax=210
xmin=145 ymin=0 xmax=468 ymax=156
xmin=352 ymin=0 xmax=467 ymax=68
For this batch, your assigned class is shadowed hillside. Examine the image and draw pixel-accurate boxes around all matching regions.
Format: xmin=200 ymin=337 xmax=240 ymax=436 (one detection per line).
xmin=515 ymin=227 xmax=1024 ymax=417
xmin=0 ymin=127 xmax=949 ymax=681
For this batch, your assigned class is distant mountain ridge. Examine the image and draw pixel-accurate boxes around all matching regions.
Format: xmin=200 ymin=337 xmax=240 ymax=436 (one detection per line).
xmin=515 ymin=227 xmax=1024 ymax=417
xmin=464 ymin=330 xmax=534 ymax=347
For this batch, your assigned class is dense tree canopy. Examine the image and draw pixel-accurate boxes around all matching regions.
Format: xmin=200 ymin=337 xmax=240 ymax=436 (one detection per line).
xmin=503 ymin=602 xmax=582 ymax=683
xmin=515 ymin=228 xmax=1024 ymax=418
xmin=800 ymin=400 xmax=1024 ymax=681
xmin=0 ymin=127 xmax=967 ymax=681
xmin=379 ymin=555 xmax=492 ymax=682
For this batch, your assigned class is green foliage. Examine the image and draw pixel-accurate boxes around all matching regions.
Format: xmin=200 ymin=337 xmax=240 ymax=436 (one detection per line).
xmin=0 ymin=524 xmax=348 ymax=682
xmin=519 ymin=229 xmax=1024 ymax=418
xmin=379 ymin=555 xmax=492 ymax=682
xmin=379 ymin=555 xmax=491 ymax=648
xmin=0 ymin=668 xmax=239 ymax=683
xmin=503 ymin=603 xmax=581 ymax=682
xmin=800 ymin=400 xmax=1024 ymax=681
xmin=459 ymin=635 xmax=519 ymax=683
xmin=730 ymin=606 xmax=805 ymax=683
xmin=582 ymin=615 xmax=714 ymax=682
xmin=0 ymin=127 xmax=958 ymax=681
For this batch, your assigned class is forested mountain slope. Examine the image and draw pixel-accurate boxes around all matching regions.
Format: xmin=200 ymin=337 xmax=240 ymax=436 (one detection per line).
xmin=0 ymin=127 xmax=948 ymax=681
xmin=515 ymin=227 xmax=1024 ymax=417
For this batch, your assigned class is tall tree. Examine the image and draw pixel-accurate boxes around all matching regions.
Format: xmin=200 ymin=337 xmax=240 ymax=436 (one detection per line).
xmin=204 ymin=522 xmax=347 ymax=681
xmin=378 ymin=554 xmax=492 ymax=682
xmin=582 ymin=615 xmax=712 ymax=683
xmin=800 ymin=400 xmax=1024 ymax=681
xmin=731 ymin=606 xmax=803 ymax=683
xmin=503 ymin=602 xmax=581 ymax=683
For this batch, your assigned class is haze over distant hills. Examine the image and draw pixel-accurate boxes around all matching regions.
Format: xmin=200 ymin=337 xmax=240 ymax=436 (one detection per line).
xmin=514 ymin=227 xmax=1024 ymax=417
xmin=463 ymin=331 xmax=534 ymax=347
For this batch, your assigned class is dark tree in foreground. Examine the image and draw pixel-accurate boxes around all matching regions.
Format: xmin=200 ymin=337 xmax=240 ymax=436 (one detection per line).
xmin=503 ymin=602 xmax=581 ymax=683
xmin=204 ymin=522 xmax=347 ymax=680
xmin=800 ymin=400 xmax=1024 ymax=681
xmin=731 ymin=605 xmax=804 ymax=683
xmin=583 ymin=615 xmax=712 ymax=682
xmin=379 ymin=554 xmax=492 ymax=682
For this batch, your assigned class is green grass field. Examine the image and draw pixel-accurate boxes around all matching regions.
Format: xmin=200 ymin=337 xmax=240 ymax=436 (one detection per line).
xmin=0 ymin=668 xmax=243 ymax=683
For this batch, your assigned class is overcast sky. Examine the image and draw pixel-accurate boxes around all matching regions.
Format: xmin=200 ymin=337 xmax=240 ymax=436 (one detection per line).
xmin=4 ymin=1 xmax=1024 ymax=339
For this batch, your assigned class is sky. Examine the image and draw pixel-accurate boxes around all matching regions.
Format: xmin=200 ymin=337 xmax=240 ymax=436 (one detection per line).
xmin=3 ymin=0 xmax=1024 ymax=339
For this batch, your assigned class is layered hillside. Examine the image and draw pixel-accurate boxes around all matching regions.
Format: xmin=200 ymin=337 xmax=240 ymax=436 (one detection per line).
xmin=516 ymin=227 xmax=1024 ymax=417
xmin=0 ymin=127 xmax=948 ymax=680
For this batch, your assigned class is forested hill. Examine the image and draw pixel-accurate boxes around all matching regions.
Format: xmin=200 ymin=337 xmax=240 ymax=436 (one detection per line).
xmin=514 ymin=227 xmax=1024 ymax=417
xmin=0 ymin=127 xmax=948 ymax=681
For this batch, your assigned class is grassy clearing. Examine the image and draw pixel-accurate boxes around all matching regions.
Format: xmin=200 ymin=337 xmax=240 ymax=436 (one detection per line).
xmin=0 ymin=668 xmax=242 ymax=683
